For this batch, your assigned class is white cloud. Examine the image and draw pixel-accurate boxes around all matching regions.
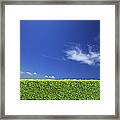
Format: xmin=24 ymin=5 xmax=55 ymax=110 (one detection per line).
xmin=26 ymin=72 xmax=32 ymax=75
xmin=45 ymin=75 xmax=48 ymax=78
xmin=51 ymin=76 xmax=55 ymax=79
xmin=33 ymin=72 xmax=37 ymax=75
xmin=44 ymin=75 xmax=55 ymax=79
xmin=65 ymin=46 xmax=100 ymax=65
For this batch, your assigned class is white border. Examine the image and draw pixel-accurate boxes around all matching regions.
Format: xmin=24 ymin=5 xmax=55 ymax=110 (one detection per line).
xmin=5 ymin=5 xmax=115 ymax=115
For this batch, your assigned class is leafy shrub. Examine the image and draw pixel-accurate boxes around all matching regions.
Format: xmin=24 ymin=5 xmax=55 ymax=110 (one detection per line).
xmin=20 ymin=80 xmax=100 ymax=100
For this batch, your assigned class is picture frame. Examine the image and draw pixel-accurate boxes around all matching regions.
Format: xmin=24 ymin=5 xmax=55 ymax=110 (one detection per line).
xmin=0 ymin=0 xmax=119 ymax=119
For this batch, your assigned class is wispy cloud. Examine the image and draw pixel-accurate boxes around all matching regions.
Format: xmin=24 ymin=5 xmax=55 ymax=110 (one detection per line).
xmin=21 ymin=71 xmax=37 ymax=75
xmin=20 ymin=71 xmax=25 ymax=74
xmin=65 ymin=46 xmax=100 ymax=65
xmin=20 ymin=71 xmax=38 ymax=79
xmin=26 ymin=72 xmax=32 ymax=75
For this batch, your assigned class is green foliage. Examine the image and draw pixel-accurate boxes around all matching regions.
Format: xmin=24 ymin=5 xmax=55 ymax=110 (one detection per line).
xmin=20 ymin=80 xmax=100 ymax=100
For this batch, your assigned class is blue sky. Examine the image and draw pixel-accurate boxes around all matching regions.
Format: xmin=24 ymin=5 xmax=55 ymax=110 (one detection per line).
xmin=20 ymin=20 xmax=100 ymax=79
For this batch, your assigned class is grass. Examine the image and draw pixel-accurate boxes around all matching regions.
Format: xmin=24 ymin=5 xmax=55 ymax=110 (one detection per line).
xmin=20 ymin=80 xmax=100 ymax=100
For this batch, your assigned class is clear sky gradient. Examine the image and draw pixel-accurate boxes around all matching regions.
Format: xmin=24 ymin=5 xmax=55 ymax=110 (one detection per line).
xmin=20 ymin=20 xmax=100 ymax=79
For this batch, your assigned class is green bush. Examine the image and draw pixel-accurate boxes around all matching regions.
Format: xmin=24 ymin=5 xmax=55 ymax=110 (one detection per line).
xmin=20 ymin=80 xmax=100 ymax=100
